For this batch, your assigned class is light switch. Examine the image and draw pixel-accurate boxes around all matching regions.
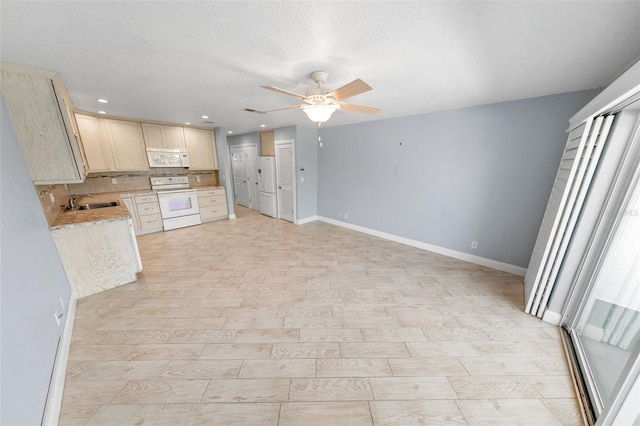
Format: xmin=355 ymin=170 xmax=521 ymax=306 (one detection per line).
xmin=112 ymin=178 xmax=118 ymax=184
xmin=300 ymin=176 xmax=305 ymax=183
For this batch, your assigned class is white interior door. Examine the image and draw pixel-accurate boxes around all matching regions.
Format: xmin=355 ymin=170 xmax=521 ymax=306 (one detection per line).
xmin=275 ymin=140 xmax=295 ymax=222
xmin=246 ymin=145 xmax=259 ymax=210
xmin=230 ymin=146 xmax=249 ymax=207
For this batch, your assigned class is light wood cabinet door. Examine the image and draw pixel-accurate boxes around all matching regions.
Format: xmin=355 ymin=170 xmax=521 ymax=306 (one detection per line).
xmin=1 ymin=63 xmax=86 ymax=184
xmin=75 ymin=113 xmax=114 ymax=172
xmin=162 ymin=125 xmax=186 ymax=149
xmin=185 ymin=128 xmax=218 ymax=170
xmin=197 ymin=187 xmax=227 ymax=222
xmin=103 ymin=119 xmax=149 ymax=171
xmin=142 ymin=123 xmax=186 ymax=149
xmin=260 ymin=130 xmax=275 ymax=156
xmin=141 ymin=123 xmax=164 ymax=149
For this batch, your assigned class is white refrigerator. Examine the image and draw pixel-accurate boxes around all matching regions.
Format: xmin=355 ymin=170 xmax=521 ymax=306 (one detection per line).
xmin=258 ymin=156 xmax=278 ymax=217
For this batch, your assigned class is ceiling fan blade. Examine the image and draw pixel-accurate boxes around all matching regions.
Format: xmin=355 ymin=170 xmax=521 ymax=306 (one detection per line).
xmin=338 ymin=102 xmax=380 ymax=115
xmin=329 ymin=79 xmax=372 ymax=101
xmin=261 ymin=85 xmax=307 ymax=100
xmin=243 ymin=105 xmax=304 ymax=114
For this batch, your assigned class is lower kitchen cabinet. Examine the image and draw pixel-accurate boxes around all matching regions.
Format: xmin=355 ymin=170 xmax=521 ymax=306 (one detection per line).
xmin=135 ymin=194 xmax=163 ymax=233
xmin=50 ymin=218 xmax=142 ymax=298
xmin=121 ymin=193 xmax=163 ymax=236
xmin=197 ymin=187 xmax=228 ymax=222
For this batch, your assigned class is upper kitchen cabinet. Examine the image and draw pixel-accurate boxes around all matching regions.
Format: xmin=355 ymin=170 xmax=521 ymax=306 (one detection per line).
xmin=0 ymin=62 xmax=86 ymax=184
xmin=141 ymin=123 xmax=186 ymax=149
xmin=75 ymin=113 xmax=113 ymax=172
xmin=260 ymin=130 xmax=275 ymax=156
xmin=102 ymin=119 xmax=149 ymax=171
xmin=184 ymin=127 xmax=218 ymax=170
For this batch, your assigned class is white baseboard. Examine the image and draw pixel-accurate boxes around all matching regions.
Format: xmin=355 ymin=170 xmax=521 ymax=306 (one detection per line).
xmin=42 ymin=295 xmax=76 ymax=426
xmin=296 ymin=215 xmax=319 ymax=225
xmin=228 ymin=214 xmax=236 ymax=220
xmin=542 ymin=309 xmax=563 ymax=326
xmin=316 ymin=216 xmax=527 ymax=276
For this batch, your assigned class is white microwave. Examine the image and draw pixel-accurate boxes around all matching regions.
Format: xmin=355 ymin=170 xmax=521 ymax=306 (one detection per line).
xmin=146 ymin=148 xmax=190 ymax=168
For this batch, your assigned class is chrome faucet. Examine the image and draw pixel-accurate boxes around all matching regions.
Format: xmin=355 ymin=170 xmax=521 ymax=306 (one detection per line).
xmin=68 ymin=194 xmax=94 ymax=210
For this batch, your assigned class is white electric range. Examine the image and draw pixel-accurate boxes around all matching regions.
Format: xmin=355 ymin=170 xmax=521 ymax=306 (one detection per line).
xmin=150 ymin=176 xmax=201 ymax=231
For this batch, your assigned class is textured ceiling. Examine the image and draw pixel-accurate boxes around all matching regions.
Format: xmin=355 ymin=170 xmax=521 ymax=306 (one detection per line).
xmin=2 ymin=1 xmax=640 ymax=135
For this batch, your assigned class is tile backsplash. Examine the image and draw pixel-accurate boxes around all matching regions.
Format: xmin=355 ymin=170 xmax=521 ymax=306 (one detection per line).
xmin=67 ymin=170 xmax=219 ymax=195
xmin=36 ymin=184 xmax=70 ymax=226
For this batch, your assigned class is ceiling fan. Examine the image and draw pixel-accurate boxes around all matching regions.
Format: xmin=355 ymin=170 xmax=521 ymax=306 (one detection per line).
xmin=248 ymin=71 xmax=380 ymax=124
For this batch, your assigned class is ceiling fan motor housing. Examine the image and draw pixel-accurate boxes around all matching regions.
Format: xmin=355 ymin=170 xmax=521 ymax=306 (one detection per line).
xmin=310 ymin=71 xmax=328 ymax=85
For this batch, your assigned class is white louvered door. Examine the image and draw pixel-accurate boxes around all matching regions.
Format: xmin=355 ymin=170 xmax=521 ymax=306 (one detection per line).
xmin=525 ymin=115 xmax=615 ymax=316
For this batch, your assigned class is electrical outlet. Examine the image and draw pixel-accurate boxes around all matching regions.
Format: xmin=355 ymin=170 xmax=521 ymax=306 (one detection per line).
xmin=111 ymin=178 xmax=118 ymax=185
xmin=338 ymin=212 xmax=342 ymax=218
xmin=196 ymin=175 xmax=201 ymax=183
xmin=344 ymin=213 xmax=349 ymax=219
xmin=48 ymin=192 xmax=55 ymax=204
xmin=471 ymin=241 xmax=478 ymax=249
xmin=300 ymin=176 xmax=304 ymax=183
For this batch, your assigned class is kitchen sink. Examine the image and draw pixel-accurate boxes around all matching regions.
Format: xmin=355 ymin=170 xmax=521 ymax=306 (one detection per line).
xmin=76 ymin=201 xmax=120 ymax=210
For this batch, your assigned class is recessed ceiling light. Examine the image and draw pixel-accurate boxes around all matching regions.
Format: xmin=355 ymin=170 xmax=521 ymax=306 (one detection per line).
xmin=185 ymin=122 xmax=191 ymax=125
xmin=202 ymin=115 xmax=208 ymax=119
xmin=227 ymin=130 xmax=233 ymax=134
xmin=97 ymin=98 xmax=109 ymax=103
xmin=260 ymin=124 xmax=266 ymax=128
xmin=98 ymin=110 xmax=107 ymax=114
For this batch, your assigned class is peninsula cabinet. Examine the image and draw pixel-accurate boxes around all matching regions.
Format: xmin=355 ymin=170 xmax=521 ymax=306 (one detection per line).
xmin=1 ymin=62 xmax=86 ymax=184
xmin=185 ymin=127 xmax=218 ymax=170
xmin=141 ymin=123 xmax=186 ymax=150
xmin=103 ymin=119 xmax=149 ymax=171
xmin=50 ymin=217 xmax=142 ymax=299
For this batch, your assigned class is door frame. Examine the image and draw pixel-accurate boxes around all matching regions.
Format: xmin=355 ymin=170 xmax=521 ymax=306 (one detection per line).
xmin=562 ymin=105 xmax=640 ymax=423
xmin=274 ymin=138 xmax=296 ymax=223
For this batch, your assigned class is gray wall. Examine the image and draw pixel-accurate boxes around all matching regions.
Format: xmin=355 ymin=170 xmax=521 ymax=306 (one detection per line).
xmin=318 ymin=90 xmax=599 ymax=268
xmin=274 ymin=126 xmax=296 ymax=141
xmin=227 ymin=132 xmax=259 ymax=148
xmin=0 ymin=96 xmax=72 ymax=424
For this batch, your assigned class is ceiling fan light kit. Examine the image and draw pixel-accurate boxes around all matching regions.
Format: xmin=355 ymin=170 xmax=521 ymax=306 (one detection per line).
xmin=302 ymin=103 xmax=341 ymax=123
xmin=254 ymin=71 xmax=380 ymax=125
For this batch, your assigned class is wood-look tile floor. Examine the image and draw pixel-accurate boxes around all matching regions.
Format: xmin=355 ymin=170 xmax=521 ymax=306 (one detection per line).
xmin=59 ymin=206 xmax=583 ymax=425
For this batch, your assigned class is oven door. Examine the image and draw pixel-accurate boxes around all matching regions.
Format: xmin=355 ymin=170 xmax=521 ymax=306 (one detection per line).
xmin=157 ymin=190 xmax=200 ymax=219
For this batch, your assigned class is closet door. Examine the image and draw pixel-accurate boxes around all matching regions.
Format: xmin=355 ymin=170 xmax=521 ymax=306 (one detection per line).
xmin=231 ymin=146 xmax=249 ymax=207
xmin=525 ymin=115 xmax=614 ymax=316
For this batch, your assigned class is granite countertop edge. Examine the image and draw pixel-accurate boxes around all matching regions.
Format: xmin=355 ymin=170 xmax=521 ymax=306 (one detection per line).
xmin=50 ymin=192 xmax=133 ymax=229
